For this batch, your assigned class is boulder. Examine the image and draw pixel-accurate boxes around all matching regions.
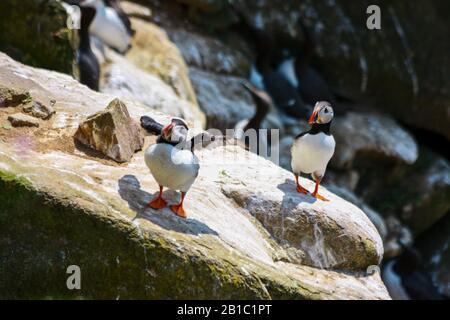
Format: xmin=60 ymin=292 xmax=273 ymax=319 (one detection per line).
xmin=23 ymin=101 xmax=55 ymax=120
xmin=74 ymin=98 xmax=144 ymax=163
xmin=0 ymin=53 xmax=389 ymax=299
xmin=331 ymin=112 xmax=418 ymax=169
xmin=8 ymin=113 xmax=39 ymax=128
xmin=0 ymin=0 xmax=75 ymax=74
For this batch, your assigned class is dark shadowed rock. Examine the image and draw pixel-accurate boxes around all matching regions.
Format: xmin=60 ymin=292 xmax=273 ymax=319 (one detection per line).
xmin=361 ymin=147 xmax=450 ymax=237
xmin=7 ymin=113 xmax=39 ymax=127
xmin=0 ymin=85 xmax=31 ymax=108
xmin=23 ymin=101 xmax=55 ymax=120
xmin=74 ymin=99 xmax=144 ymax=162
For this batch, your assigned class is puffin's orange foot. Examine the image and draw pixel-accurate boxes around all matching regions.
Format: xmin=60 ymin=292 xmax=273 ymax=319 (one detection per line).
xmin=170 ymin=204 xmax=187 ymax=218
xmin=296 ymin=185 xmax=309 ymax=194
xmin=312 ymin=192 xmax=329 ymax=202
xmin=148 ymin=196 xmax=167 ymax=209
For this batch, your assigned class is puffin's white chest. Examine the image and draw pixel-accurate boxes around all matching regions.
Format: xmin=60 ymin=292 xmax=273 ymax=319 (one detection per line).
xmin=291 ymin=132 xmax=335 ymax=175
xmin=90 ymin=5 xmax=130 ymax=53
xmin=145 ymin=143 xmax=199 ymax=192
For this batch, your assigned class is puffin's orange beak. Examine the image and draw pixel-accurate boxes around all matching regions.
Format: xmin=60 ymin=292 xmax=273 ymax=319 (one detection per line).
xmin=162 ymin=123 xmax=174 ymax=137
xmin=308 ymin=109 xmax=318 ymax=124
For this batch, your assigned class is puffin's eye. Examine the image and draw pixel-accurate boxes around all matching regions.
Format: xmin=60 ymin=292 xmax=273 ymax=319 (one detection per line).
xmin=324 ymin=108 xmax=329 ymax=113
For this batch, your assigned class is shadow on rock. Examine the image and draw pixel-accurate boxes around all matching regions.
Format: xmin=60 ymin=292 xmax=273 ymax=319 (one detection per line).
xmin=118 ymin=175 xmax=218 ymax=236
xmin=277 ymin=179 xmax=316 ymax=208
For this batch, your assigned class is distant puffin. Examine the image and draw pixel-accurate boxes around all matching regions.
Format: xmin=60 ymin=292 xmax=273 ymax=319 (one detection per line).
xmin=83 ymin=0 xmax=131 ymax=53
xmin=141 ymin=117 xmax=199 ymax=218
xmin=277 ymin=20 xmax=336 ymax=105
xmin=251 ymin=29 xmax=310 ymax=119
xmin=231 ymin=5 xmax=310 ymax=119
xmin=70 ymin=0 xmax=100 ymax=91
xmin=291 ymin=101 xmax=335 ymax=201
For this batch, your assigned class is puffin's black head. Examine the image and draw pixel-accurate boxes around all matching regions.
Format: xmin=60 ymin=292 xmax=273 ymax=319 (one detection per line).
xmin=161 ymin=117 xmax=189 ymax=143
xmin=308 ymin=101 xmax=334 ymax=125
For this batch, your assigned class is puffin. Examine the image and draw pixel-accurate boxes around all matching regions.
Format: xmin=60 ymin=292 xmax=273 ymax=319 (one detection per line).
xmin=291 ymin=101 xmax=335 ymax=201
xmin=68 ymin=0 xmax=100 ymax=91
xmin=83 ymin=0 xmax=131 ymax=53
xmin=141 ymin=117 xmax=200 ymax=218
xmin=277 ymin=19 xmax=336 ymax=105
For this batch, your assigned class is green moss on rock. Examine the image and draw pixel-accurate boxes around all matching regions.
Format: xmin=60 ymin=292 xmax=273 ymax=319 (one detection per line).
xmin=0 ymin=0 xmax=75 ymax=74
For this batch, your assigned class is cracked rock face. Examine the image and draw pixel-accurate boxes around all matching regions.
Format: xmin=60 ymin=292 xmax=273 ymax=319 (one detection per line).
xmin=74 ymin=98 xmax=144 ymax=163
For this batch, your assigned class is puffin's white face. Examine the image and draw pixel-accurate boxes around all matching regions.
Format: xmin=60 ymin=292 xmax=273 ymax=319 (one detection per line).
xmin=161 ymin=118 xmax=188 ymax=143
xmin=308 ymin=101 xmax=334 ymax=124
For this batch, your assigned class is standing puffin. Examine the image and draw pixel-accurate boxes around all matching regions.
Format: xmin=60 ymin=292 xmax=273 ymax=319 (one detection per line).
xmin=68 ymin=0 xmax=100 ymax=91
xmin=291 ymin=101 xmax=335 ymax=201
xmin=143 ymin=117 xmax=199 ymax=218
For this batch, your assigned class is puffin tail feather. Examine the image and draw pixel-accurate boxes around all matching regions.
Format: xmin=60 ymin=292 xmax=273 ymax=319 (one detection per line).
xmin=140 ymin=116 xmax=164 ymax=134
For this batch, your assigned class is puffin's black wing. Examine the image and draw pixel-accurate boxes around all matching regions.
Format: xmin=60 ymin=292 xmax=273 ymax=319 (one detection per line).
xmin=140 ymin=116 xmax=163 ymax=134
xmin=295 ymin=130 xmax=310 ymax=139
xmin=263 ymin=70 xmax=311 ymax=119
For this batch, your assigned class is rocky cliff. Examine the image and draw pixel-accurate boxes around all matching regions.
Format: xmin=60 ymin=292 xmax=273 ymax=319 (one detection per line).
xmin=0 ymin=53 xmax=389 ymax=299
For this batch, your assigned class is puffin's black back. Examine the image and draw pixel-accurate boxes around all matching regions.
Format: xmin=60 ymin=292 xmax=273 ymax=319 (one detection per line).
xmin=78 ymin=5 xmax=100 ymax=91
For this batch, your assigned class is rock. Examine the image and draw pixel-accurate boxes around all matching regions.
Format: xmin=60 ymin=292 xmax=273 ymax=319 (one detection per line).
xmin=221 ymin=164 xmax=383 ymax=270
xmin=101 ymin=48 xmax=203 ymax=128
xmin=0 ymin=0 xmax=75 ymax=74
xmin=74 ymin=98 xmax=144 ymax=163
xmin=0 ymin=53 xmax=389 ymax=299
xmin=332 ymin=112 xmax=418 ymax=169
xmin=7 ymin=113 xmax=39 ymax=127
xmin=125 ymin=18 xmax=200 ymax=108
xmin=121 ymin=1 xmax=152 ymax=19
xmin=326 ymin=184 xmax=387 ymax=242
xmin=0 ymin=85 xmax=31 ymax=108
xmin=363 ymin=147 xmax=450 ymax=237
xmin=23 ymin=101 xmax=55 ymax=120
xmin=168 ymin=28 xmax=251 ymax=77
xmin=189 ymin=68 xmax=254 ymax=130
